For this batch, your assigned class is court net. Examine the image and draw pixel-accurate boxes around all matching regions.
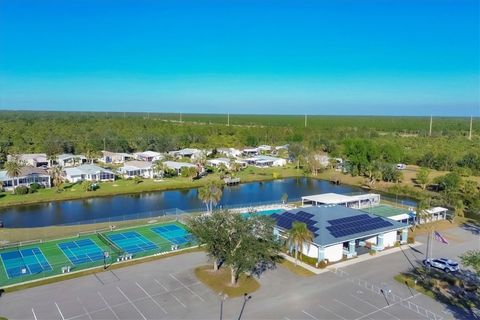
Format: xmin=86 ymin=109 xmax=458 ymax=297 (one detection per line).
xmin=97 ymin=232 xmax=124 ymax=255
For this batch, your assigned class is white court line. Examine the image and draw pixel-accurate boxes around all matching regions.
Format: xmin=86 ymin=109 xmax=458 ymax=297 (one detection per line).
xmin=318 ymin=305 xmax=347 ymax=320
xmin=169 ymin=273 xmax=205 ymax=301
xmin=31 ymin=308 xmax=38 ymax=320
xmin=116 ymin=286 xmax=147 ymax=320
xmin=354 ymin=293 xmax=421 ymax=320
xmin=77 ymin=297 xmax=92 ymax=320
xmin=333 ymin=299 xmax=363 ymax=314
xmin=171 ymin=293 xmax=187 ymax=308
xmin=154 ymin=278 xmax=169 ymax=292
xmin=135 ymin=282 xmax=168 ymax=314
xmin=97 ymin=291 xmax=120 ymax=320
xmin=302 ymin=310 xmax=320 ymax=320
xmin=350 ymin=294 xmax=400 ymax=320
xmin=55 ymin=302 xmax=65 ymax=320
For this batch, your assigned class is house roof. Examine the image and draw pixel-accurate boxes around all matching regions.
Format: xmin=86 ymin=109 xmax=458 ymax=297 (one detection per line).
xmin=425 ymin=207 xmax=449 ymax=214
xmin=12 ymin=153 xmax=48 ymax=163
xmin=272 ymin=205 xmax=408 ymax=247
xmin=134 ymin=151 xmax=162 ymax=157
xmin=163 ymin=161 xmax=196 ymax=170
xmin=121 ymin=160 xmax=153 ymax=170
xmin=207 ymin=158 xmax=230 ymax=163
xmin=101 ymin=151 xmax=133 ymax=158
xmin=57 ymin=154 xmax=86 ymax=161
xmin=0 ymin=167 xmax=49 ymax=180
xmin=65 ymin=164 xmax=114 ymax=176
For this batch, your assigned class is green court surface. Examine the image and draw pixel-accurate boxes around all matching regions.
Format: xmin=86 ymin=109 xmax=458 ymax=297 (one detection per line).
xmin=361 ymin=204 xmax=411 ymax=218
xmin=0 ymin=220 xmax=194 ymax=288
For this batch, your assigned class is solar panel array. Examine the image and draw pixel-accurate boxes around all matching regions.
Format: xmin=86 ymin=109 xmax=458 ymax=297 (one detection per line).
xmin=271 ymin=211 xmax=319 ymax=237
xmin=326 ymin=214 xmax=393 ymax=238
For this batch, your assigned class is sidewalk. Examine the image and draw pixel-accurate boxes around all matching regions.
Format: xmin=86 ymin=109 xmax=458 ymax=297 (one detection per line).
xmin=280 ymin=242 xmax=423 ymax=275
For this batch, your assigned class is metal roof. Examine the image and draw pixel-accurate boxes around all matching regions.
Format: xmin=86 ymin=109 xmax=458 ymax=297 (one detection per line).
xmin=273 ymin=205 xmax=408 ymax=247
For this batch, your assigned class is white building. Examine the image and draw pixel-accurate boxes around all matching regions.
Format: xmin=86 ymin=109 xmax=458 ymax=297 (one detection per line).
xmin=133 ymin=151 xmax=163 ymax=162
xmin=242 ymin=147 xmax=258 ymax=156
xmin=207 ymin=158 xmax=232 ymax=169
xmin=273 ymin=206 xmax=409 ymax=263
xmin=64 ymin=164 xmax=115 ymax=183
xmin=0 ymin=167 xmax=51 ymax=191
xmin=257 ymin=145 xmax=272 ymax=153
xmin=98 ymin=151 xmax=134 ymax=164
xmin=420 ymin=207 xmax=449 ymax=223
xmin=8 ymin=154 xmax=49 ymax=168
xmin=244 ymin=155 xmax=287 ymax=167
xmin=163 ymin=161 xmax=197 ymax=175
xmin=118 ymin=161 xmax=155 ymax=179
xmin=217 ymin=148 xmax=242 ymax=158
xmin=301 ymin=193 xmax=381 ymax=209
xmin=56 ymin=154 xmax=87 ymax=167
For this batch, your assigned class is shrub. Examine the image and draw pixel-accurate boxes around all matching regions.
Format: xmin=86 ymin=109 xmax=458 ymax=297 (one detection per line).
xmin=29 ymin=182 xmax=43 ymax=193
xmin=14 ymin=185 xmax=29 ymax=195
xmin=407 ymin=236 xmax=415 ymax=244
xmin=369 ymin=249 xmax=377 ymax=255
xmin=317 ymin=260 xmax=328 ymax=269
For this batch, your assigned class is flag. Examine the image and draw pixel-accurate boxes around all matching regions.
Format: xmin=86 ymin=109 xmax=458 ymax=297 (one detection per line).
xmin=433 ymin=231 xmax=448 ymax=244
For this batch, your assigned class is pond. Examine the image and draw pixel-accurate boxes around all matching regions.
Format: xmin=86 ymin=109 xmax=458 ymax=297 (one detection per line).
xmin=0 ymin=178 xmax=416 ymax=228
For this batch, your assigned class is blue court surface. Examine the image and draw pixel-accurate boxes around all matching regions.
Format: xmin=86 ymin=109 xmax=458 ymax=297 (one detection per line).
xmin=107 ymin=231 xmax=157 ymax=254
xmin=151 ymin=224 xmax=194 ymax=245
xmin=0 ymin=248 xmax=52 ymax=279
xmin=58 ymin=239 xmax=104 ymax=265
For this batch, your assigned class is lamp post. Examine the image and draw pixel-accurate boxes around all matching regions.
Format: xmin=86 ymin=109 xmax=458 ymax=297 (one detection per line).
xmin=237 ymin=293 xmax=252 ymax=320
xmin=219 ymin=292 xmax=228 ymax=320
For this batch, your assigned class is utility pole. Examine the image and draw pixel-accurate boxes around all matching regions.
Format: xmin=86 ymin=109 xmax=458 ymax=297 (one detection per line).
xmin=227 ymin=113 xmax=230 ymax=126
xmin=180 ymin=113 xmax=182 ymax=123
xmin=469 ymin=116 xmax=473 ymax=140
xmin=305 ymin=114 xmax=307 ymax=127
xmin=429 ymin=115 xmax=432 ymax=136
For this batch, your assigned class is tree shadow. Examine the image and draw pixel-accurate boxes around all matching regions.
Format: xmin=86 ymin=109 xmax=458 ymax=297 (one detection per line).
xmin=460 ymin=222 xmax=480 ymax=236
xmin=400 ymin=267 xmax=480 ymax=319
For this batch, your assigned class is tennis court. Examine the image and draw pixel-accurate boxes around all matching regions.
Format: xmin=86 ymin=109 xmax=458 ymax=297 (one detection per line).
xmin=58 ymin=239 xmax=105 ymax=265
xmin=151 ymin=224 xmax=193 ymax=245
xmin=107 ymin=231 xmax=158 ymax=254
xmin=0 ymin=247 xmax=52 ymax=279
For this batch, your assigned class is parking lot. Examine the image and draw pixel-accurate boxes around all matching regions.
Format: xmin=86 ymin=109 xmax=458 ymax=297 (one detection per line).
xmin=0 ymin=225 xmax=477 ymax=319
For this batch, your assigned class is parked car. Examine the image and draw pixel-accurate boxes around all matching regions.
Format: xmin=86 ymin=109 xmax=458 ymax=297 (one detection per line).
xmin=423 ymin=258 xmax=460 ymax=273
xmin=396 ymin=163 xmax=407 ymax=170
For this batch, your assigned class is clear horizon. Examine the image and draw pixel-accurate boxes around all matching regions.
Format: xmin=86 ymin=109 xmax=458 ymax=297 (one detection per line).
xmin=0 ymin=0 xmax=479 ymax=116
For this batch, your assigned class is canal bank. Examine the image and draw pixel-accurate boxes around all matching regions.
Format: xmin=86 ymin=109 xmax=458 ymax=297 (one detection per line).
xmin=0 ymin=177 xmax=417 ymax=228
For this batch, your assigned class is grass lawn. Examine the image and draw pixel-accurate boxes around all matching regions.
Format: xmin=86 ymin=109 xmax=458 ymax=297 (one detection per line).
xmin=0 ymin=167 xmax=304 ymax=208
xmin=194 ymin=265 xmax=260 ymax=298
xmin=279 ymin=259 xmax=315 ymax=277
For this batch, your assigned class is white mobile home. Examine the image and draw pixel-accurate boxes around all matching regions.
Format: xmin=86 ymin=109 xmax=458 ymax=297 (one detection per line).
xmin=163 ymin=161 xmax=197 ymax=175
xmin=8 ymin=154 xmax=49 ymax=168
xmin=64 ymin=164 xmax=115 ymax=183
xmin=133 ymin=151 xmax=163 ymax=162
xmin=98 ymin=151 xmax=134 ymax=164
xmin=56 ymin=154 xmax=87 ymax=167
xmin=0 ymin=167 xmax=51 ymax=191
xmin=118 ymin=161 xmax=154 ymax=178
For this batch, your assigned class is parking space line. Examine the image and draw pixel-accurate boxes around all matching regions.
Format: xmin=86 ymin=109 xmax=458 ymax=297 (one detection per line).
xmin=97 ymin=291 xmax=120 ymax=320
xmin=302 ymin=310 xmax=320 ymax=320
xmin=350 ymin=294 xmax=400 ymax=320
xmin=154 ymin=278 xmax=169 ymax=292
xmin=77 ymin=297 xmax=92 ymax=320
xmin=31 ymin=308 xmax=38 ymax=320
xmin=171 ymin=293 xmax=187 ymax=308
xmin=55 ymin=302 xmax=65 ymax=320
xmin=169 ymin=273 xmax=205 ymax=301
xmin=116 ymin=286 xmax=147 ymax=320
xmin=135 ymin=282 xmax=168 ymax=314
xmin=333 ymin=299 xmax=363 ymax=314
xmin=318 ymin=305 xmax=347 ymax=319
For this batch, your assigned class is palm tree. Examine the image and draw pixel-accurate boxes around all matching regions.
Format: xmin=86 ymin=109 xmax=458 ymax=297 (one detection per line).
xmin=85 ymin=149 xmax=99 ymax=164
xmin=49 ymin=166 xmax=64 ymax=192
xmin=4 ymin=158 xmax=23 ymax=194
xmin=287 ymin=221 xmax=314 ymax=266
xmin=152 ymin=160 xmax=165 ymax=178
xmin=198 ymin=180 xmax=223 ymax=213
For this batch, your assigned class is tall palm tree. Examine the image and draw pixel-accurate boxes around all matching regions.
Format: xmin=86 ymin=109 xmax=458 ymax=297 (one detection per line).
xmin=49 ymin=166 xmax=64 ymax=192
xmin=4 ymin=159 xmax=23 ymax=194
xmin=152 ymin=160 xmax=165 ymax=178
xmin=198 ymin=180 xmax=223 ymax=213
xmin=287 ymin=221 xmax=314 ymax=266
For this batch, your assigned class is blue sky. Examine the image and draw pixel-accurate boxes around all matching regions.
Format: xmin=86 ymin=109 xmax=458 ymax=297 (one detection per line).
xmin=0 ymin=0 xmax=478 ymax=116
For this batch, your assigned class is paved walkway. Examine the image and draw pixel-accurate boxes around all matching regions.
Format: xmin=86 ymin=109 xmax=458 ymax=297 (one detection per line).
xmin=281 ymin=242 xmax=423 ymax=275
